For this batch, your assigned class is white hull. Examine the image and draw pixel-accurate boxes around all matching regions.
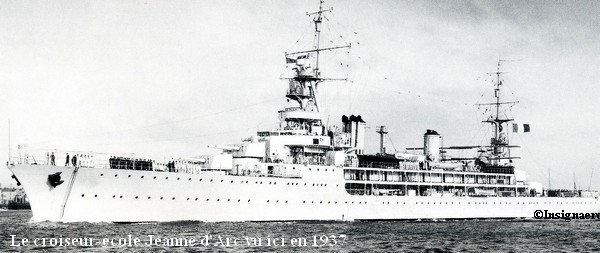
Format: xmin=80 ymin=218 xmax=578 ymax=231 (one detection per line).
xmin=9 ymin=164 xmax=600 ymax=222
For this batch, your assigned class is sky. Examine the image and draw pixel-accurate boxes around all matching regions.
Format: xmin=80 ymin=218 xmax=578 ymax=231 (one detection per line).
xmin=0 ymin=0 xmax=599 ymax=189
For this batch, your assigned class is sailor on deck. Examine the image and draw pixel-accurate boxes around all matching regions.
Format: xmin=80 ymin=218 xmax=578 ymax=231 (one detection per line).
xmin=65 ymin=153 xmax=70 ymax=167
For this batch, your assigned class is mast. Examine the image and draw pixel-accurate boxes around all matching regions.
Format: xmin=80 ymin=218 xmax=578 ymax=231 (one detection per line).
xmin=477 ymin=60 xmax=518 ymax=165
xmin=573 ymin=172 xmax=577 ymax=191
xmin=313 ymin=0 xmax=324 ymax=77
xmin=280 ymin=0 xmax=350 ymax=134
xmin=7 ymin=119 xmax=10 ymax=165
xmin=548 ymin=168 xmax=551 ymax=190
xmin=588 ymin=168 xmax=594 ymax=191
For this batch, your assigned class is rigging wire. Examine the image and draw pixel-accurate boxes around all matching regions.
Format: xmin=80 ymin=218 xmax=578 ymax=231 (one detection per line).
xmin=386 ymin=135 xmax=398 ymax=153
xmin=26 ymin=98 xmax=280 ymax=146
xmin=57 ymin=127 xmax=256 ymax=148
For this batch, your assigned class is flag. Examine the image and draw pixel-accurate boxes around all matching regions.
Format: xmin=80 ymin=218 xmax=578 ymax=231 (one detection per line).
xmin=523 ymin=124 xmax=530 ymax=132
xmin=512 ymin=123 xmax=518 ymax=133
xmin=285 ymin=57 xmax=297 ymax=64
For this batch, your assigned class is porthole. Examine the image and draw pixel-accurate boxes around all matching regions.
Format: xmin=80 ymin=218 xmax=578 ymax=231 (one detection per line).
xmin=187 ymin=198 xmax=190 ymax=200
xmin=267 ymin=200 xmax=270 ymax=203
xmin=325 ymin=169 xmax=327 ymax=171
xmin=276 ymin=200 xmax=279 ymax=203
xmin=200 ymin=178 xmax=203 ymax=181
xmin=128 ymin=175 xmax=131 ymax=178
xmin=100 ymin=174 xmax=104 ymax=176
xmin=120 ymin=195 xmax=123 ymax=198
xmin=148 ymin=197 xmax=151 ymax=199
xmin=153 ymin=176 xmax=157 ymax=179
xmin=216 ymin=199 xmax=219 ymax=201
xmin=112 ymin=195 xmax=116 ymax=198
xmin=165 ymin=177 xmax=169 ymax=180
xmin=238 ymin=199 xmax=240 ymax=202
xmin=260 ymin=182 xmax=263 ymax=184
xmin=172 ymin=197 xmax=176 ymax=200
xmin=177 ymin=178 xmax=180 ymax=180
xmin=94 ymin=194 xmax=98 ymax=197
xmin=220 ymin=180 xmax=223 ymax=182
xmin=285 ymin=200 xmax=288 ymax=203
xmin=195 ymin=198 xmax=198 ymax=201
xmin=161 ymin=197 xmax=164 ymax=200
xmin=81 ymin=194 xmax=85 ymax=197
xmin=317 ymin=168 xmax=319 ymax=171
xmin=141 ymin=176 xmax=144 ymax=178
xmin=114 ymin=174 xmax=118 ymax=177
xmin=210 ymin=179 xmax=213 ymax=182
xmin=231 ymin=180 xmax=234 ymax=183
xmin=227 ymin=199 xmax=230 ymax=202
xmin=248 ymin=200 xmax=250 ymax=202
xmin=206 ymin=198 xmax=209 ymax=201
xmin=135 ymin=196 xmax=138 ymax=199
xmin=303 ymin=201 xmax=306 ymax=203
xmin=320 ymin=201 xmax=322 ymax=204
xmin=188 ymin=178 xmax=191 ymax=181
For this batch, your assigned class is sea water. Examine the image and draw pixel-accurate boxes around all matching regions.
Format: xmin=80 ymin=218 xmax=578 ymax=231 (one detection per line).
xmin=1 ymin=211 xmax=599 ymax=252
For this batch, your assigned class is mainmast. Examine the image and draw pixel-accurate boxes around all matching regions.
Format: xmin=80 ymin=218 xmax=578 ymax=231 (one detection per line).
xmin=478 ymin=60 xmax=519 ymax=165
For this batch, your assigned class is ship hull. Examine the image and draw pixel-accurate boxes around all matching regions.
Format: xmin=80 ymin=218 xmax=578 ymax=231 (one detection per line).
xmin=8 ymin=164 xmax=600 ymax=222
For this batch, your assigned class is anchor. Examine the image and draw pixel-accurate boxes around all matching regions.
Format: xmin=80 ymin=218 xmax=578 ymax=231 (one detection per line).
xmin=11 ymin=174 xmax=21 ymax=186
xmin=48 ymin=172 xmax=64 ymax=188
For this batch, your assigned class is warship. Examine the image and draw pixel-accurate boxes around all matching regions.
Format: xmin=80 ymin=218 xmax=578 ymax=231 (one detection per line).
xmin=7 ymin=1 xmax=600 ymax=222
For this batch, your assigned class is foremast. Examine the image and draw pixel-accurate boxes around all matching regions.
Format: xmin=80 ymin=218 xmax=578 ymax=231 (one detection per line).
xmin=280 ymin=0 xmax=351 ymax=136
